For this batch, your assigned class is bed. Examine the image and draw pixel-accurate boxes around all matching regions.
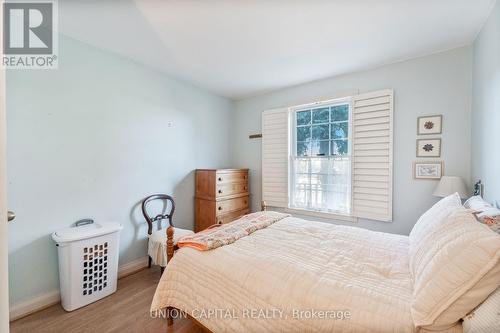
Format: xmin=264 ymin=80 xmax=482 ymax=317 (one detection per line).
xmin=151 ymin=196 xmax=500 ymax=333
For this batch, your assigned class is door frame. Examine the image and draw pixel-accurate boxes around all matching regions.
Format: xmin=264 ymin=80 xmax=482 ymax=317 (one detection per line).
xmin=0 ymin=0 xmax=11 ymax=329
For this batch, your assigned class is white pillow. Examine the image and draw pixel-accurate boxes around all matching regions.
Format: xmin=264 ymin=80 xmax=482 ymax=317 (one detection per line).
xmin=463 ymin=195 xmax=492 ymax=211
xmin=463 ymin=287 xmax=500 ymax=333
xmin=409 ymin=193 xmax=462 ymax=277
xmin=410 ymin=207 xmax=500 ymax=330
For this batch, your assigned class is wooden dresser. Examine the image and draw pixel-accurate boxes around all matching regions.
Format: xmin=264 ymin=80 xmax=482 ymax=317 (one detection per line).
xmin=195 ymin=169 xmax=249 ymax=232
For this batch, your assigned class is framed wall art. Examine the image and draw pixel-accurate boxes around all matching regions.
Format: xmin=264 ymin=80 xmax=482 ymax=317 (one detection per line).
xmin=416 ymin=138 xmax=441 ymax=157
xmin=417 ymin=115 xmax=442 ymax=135
xmin=414 ymin=161 xmax=443 ymax=179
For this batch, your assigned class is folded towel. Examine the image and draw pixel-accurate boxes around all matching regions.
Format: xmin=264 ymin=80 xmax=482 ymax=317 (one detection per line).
xmin=178 ymin=211 xmax=290 ymax=251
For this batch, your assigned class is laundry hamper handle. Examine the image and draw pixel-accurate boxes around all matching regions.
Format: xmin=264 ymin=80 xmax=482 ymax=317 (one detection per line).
xmin=75 ymin=218 xmax=94 ymax=227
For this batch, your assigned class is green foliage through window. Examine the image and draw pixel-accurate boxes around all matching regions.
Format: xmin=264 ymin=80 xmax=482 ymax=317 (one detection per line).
xmin=295 ymin=103 xmax=349 ymax=157
xmin=331 ymin=105 xmax=349 ymax=121
xmin=296 ymin=110 xmax=311 ymax=126
xmin=312 ymin=107 xmax=329 ymax=124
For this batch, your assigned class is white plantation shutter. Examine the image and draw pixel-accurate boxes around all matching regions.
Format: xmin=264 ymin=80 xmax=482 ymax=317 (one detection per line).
xmin=351 ymin=89 xmax=393 ymax=221
xmin=262 ymin=108 xmax=289 ymax=208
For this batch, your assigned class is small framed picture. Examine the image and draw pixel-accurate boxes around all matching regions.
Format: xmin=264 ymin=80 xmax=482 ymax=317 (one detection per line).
xmin=414 ymin=161 xmax=443 ymax=179
xmin=416 ymin=138 xmax=441 ymax=157
xmin=473 ymin=180 xmax=483 ymax=197
xmin=417 ymin=115 xmax=442 ymax=135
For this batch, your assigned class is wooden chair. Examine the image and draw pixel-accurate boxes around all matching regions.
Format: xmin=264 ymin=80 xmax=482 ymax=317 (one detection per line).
xmin=141 ymin=194 xmax=194 ymax=274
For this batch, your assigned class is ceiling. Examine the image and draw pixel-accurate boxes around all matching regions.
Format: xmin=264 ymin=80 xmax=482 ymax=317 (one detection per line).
xmin=60 ymin=0 xmax=496 ymax=100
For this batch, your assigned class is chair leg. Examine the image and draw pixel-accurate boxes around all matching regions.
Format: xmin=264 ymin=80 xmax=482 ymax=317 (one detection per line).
xmin=167 ymin=306 xmax=174 ymax=326
xmin=160 ymin=266 xmax=165 ymax=275
xmin=148 ymin=256 xmax=152 ymax=268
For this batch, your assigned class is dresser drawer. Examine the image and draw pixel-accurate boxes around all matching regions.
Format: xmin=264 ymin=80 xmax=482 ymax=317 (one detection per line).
xmin=216 ymin=182 xmax=248 ymax=198
xmin=216 ymin=196 xmax=249 ymax=216
xmin=215 ymin=171 xmax=248 ymax=184
xmin=216 ymin=208 xmax=249 ymax=225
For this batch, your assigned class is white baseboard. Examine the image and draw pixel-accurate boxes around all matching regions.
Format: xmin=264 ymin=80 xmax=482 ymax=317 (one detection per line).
xmin=117 ymin=256 xmax=149 ymax=279
xmin=9 ymin=290 xmax=61 ymax=322
xmin=9 ymin=256 xmax=149 ymax=322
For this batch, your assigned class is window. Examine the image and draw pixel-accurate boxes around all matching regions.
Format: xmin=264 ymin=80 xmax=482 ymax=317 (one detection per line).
xmin=291 ymin=102 xmax=351 ymax=214
xmin=261 ymin=89 xmax=393 ymax=222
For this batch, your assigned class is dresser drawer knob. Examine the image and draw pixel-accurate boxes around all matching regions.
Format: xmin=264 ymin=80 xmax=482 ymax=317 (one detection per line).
xmin=218 ymin=177 xmax=222 ymax=181
xmin=218 ymin=206 xmax=222 ymax=211
xmin=217 ymin=220 xmax=222 ymax=224
xmin=218 ymin=189 xmax=223 ymax=194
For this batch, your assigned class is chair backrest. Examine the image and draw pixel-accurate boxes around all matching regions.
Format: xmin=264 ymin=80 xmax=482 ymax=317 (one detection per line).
xmin=141 ymin=194 xmax=175 ymax=235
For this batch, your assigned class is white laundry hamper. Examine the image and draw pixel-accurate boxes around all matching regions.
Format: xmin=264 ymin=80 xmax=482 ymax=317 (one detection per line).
xmin=52 ymin=219 xmax=123 ymax=311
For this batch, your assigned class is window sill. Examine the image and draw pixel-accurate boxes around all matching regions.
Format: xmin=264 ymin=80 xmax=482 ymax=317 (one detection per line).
xmin=284 ymin=207 xmax=358 ymax=223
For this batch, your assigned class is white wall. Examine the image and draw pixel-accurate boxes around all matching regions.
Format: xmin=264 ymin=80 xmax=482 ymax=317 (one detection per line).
xmin=6 ymin=36 xmax=233 ymax=305
xmin=232 ymin=47 xmax=472 ymax=235
xmin=472 ymin=0 xmax=500 ymax=207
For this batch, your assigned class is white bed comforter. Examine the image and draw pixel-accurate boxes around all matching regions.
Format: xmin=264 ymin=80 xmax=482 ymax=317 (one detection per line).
xmin=151 ymin=217 xmax=416 ymax=332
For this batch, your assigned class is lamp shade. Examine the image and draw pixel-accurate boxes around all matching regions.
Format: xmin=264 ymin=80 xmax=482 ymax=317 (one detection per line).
xmin=433 ymin=176 xmax=468 ymax=199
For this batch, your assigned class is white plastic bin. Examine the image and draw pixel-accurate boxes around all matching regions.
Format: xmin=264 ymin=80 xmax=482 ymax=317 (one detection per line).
xmin=52 ymin=220 xmax=123 ymax=311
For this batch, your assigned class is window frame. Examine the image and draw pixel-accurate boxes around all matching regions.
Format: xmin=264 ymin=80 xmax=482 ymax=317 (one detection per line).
xmin=288 ymin=97 xmax=355 ymax=219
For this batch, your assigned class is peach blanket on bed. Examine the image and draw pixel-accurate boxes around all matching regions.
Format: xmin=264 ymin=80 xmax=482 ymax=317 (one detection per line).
xmin=177 ymin=211 xmax=290 ymax=251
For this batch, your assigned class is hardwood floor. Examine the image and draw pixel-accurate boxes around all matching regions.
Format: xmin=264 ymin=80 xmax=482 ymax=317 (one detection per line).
xmin=10 ymin=267 xmax=203 ymax=333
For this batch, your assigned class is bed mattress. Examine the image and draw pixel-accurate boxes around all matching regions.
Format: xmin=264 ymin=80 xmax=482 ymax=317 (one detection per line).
xmin=151 ymin=216 xmax=423 ymax=332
